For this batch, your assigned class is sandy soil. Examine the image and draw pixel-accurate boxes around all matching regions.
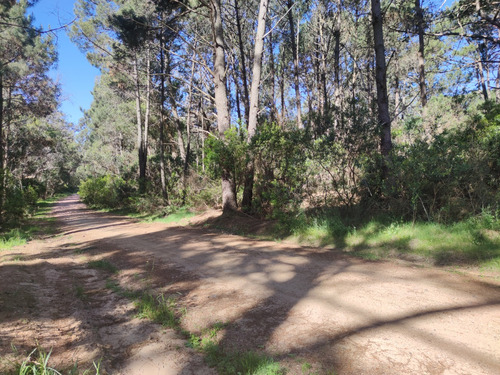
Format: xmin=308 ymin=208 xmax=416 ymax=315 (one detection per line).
xmin=1 ymin=194 xmax=499 ymax=374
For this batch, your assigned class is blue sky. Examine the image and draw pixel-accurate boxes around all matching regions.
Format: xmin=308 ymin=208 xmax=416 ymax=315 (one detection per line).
xmin=31 ymin=0 xmax=100 ymax=125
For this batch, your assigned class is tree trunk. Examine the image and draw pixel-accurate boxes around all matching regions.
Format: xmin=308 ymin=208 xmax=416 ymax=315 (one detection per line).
xmin=182 ymin=52 xmax=196 ymax=205
xmin=371 ymin=0 xmax=392 ymax=171
xmin=0 ymin=72 xmax=4 ymax=221
xmin=333 ymin=3 xmax=341 ymax=128
xmin=159 ymin=24 xmax=168 ymax=201
xmin=133 ymin=55 xmax=147 ymax=193
xmin=415 ymin=0 xmax=427 ymax=107
xmin=166 ymin=54 xmax=187 ymax=163
xmin=211 ymin=0 xmax=237 ymax=212
xmin=287 ymin=0 xmax=303 ymax=129
xmin=234 ymin=0 xmax=250 ymax=124
xmin=477 ymin=44 xmax=489 ymax=101
xmin=269 ymin=28 xmax=278 ymax=123
xmin=242 ymin=0 xmax=269 ymax=210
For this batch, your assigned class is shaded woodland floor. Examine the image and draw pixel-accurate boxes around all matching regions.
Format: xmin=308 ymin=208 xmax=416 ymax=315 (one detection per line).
xmin=1 ymin=195 xmax=499 ymax=374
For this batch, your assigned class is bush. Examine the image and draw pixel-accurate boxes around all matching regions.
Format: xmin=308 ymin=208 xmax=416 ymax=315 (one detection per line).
xmin=251 ymin=123 xmax=310 ymax=216
xmin=78 ymin=175 xmax=134 ymax=209
xmin=363 ymin=101 xmax=500 ymax=222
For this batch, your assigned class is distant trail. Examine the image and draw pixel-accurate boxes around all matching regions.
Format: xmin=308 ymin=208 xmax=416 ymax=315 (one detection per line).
xmin=2 ymin=194 xmax=499 ymax=374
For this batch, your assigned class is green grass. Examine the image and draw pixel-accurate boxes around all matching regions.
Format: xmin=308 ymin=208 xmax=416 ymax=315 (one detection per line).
xmin=98 ymin=206 xmax=197 ymax=225
xmin=134 ymin=293 xmax=178 ymax=328
xmin=0 ymin=229 xmax=30 ymax=250
xmin=0 ymin=194 xmax=69 ymax=251
xmin=87 ymin=259 xmax=118 ymax=273
xmin=104 ymin=278 xmax=285 ymax=375
xmin=142 ymin=208 xmax=197 ymax=224
xmin=186 ymin=327 xmax=284 ymax=375
xmin=12 ymin=347 xmax=102 ymax=375
xmin=280 ymin=210 xmax=500 ymax=270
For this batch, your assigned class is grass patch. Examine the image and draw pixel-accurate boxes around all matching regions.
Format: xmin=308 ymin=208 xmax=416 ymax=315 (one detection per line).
xmin=0 ymin=229 xmax=30 ymax=250
xmin=87 ymin=259 xmax=118 ymax=273
xmin=185 ymin=322 xmax=284 ymax=375
xmin=104 ymin=279 xmax=285 ymax=375
xmin=142 ymin=207 xmax=197 ymax=224
xmin=0 ymin=194 xmax=68 ymax=251
xmin=134 ymin=293 xmax=178 ymax=328
xmin=278 ymin=210 xmax=500 ymax=270
xmin=97 ymin=206 xmax=196 ymax=225
xmin=10 ymin=346 xmax=102 ymax=375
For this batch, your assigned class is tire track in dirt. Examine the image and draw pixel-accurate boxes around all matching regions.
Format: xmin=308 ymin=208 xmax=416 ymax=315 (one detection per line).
xmin=1 ymin=194 xmax=500 ymax=374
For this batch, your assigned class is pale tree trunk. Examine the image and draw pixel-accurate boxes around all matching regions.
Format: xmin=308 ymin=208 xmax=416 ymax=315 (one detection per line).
xmin=371 ymin=0 xmax=392 ymax=174
xmin=242 ymin=0 xmax=269 ymax=210
xmin=415 ymin=0 xmax=427 ymax=107
xmin=247 ymin=0 xmax=268 ymax=140
xmin=166 ymin=53 xmax=187 ymax=163
xmin=269 ymin=30 xmax=278 ymax=123
xmin=477 ymin=44 xmax=489 ymax=101
xmin=159 ymin=23 xmax=168 ymax=201
xmin=144 ymin=47 xmax=150 ymax=171
xmin=211 ymin=0 xmax=237 ymax=212
xmin=133 ymin=55 xmax=147 ymax=193
xmin=287 ymin=0 xmax=303 ymax=129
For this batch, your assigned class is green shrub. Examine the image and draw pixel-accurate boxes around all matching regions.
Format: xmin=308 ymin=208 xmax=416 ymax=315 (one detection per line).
xmin=251 ymin=123 xmax=310 ymax=216
xmin=78 ymin=175 xmax=134 ymax=209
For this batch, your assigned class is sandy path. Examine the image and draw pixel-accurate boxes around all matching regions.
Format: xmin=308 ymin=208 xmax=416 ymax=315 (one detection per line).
xmin=1 ymin=195 xmax=500 ymax=374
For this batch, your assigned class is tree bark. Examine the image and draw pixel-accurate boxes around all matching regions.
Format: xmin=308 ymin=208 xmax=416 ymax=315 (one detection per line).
xmin=234 ymin=0 xmax=250 ymax=124
xmin=0 ymin=72 xmax=4 ymax=221
xmin=242 ymin=0 xmax=269 ymax=210
xmin=287 ymin=0 xmax=303 ymax=129
xmin=133 ymin=55 xmax=147 ymax=193
xmin=415 ymin=0 xmax=427 ymax=107
xmin=333 ymin=2 xmax=341 ymax=128
xmin=371 ymin=0 xmax=392 ymax=168
xmin=211 ymin=0 xmax=237 ymax=212
xmin=159 ymin=23 xmax=168 ymax=201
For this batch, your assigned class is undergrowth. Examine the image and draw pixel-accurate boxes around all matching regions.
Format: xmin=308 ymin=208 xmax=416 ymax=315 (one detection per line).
xmin=0 ymin=194 xmax=67 ymax=251
xmin=279 ymin=209 xmax=500 ymax=269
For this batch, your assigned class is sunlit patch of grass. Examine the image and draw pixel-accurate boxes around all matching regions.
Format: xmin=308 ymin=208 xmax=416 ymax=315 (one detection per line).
xmin=135 ymin=293 xmax=178 ymax=328
xmin=0 ymin=194 xmax=68 ymax=251
xmin=281 ymin=211 xmax=500 ymax=270
xmin=0 ymin=229 xmax=30 ymax=250
xmin=140 ymin=208 xmax=197 ymax=224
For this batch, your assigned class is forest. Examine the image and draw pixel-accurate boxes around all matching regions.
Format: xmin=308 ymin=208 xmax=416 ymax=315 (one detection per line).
xmin=1 ymin=1 xmax=500 ymax=374
xmin=0 ymin=0 xmax=499 ymax=260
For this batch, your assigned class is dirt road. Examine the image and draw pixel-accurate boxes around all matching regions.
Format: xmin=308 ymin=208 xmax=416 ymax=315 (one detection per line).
xmin=1 ymin=195 xmax=500 ymax=374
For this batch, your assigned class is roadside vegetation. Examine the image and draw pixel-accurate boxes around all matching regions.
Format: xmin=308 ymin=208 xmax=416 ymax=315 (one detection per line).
xmin=106 ymin=278 xmax=286 ymax=375
xmin=0 ymin=194 xmax=67 ymax=251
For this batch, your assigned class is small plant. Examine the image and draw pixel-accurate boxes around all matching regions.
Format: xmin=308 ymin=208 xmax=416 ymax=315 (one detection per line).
xmin=134 ymin=293 xmax=178 ymax=328
xmin=87 ymin=260 xmax=117 ymax=273
xmin=14 ymin=347 xmax=102 ymax=375
xmin=17 ymin=348 xmax=58 ymax=375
